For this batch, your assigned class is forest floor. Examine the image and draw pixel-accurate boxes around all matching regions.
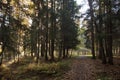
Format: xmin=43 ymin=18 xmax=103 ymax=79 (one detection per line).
xmin=62 ymin=56 xmax=120 ymax=80
xmin=0 ymin=56 xmax=120 ymax=80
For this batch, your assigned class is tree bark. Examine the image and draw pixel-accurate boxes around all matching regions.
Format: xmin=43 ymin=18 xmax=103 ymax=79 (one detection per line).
xmin=106 ymin=0 xmax=113 ymax=65
xmin=88 ymin=0 xmax=96 ymax=59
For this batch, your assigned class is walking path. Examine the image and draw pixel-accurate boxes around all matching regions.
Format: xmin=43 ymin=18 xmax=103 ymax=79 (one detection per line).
xmin=62 ymin=56 xmax=97 ymax=80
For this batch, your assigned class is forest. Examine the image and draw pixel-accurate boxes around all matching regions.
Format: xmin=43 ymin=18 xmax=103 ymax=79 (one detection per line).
xmin=0 ymin=0 xmax=120 ymax=80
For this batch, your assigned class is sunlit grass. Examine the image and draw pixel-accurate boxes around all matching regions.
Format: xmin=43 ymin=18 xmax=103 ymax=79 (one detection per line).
xmin=83 ymin=54 xmax=92 ymax=57
xmin=25 ymin=59 xmax=71 ymax=75
xmin=3 ymin=57 xmax=72 ymax=80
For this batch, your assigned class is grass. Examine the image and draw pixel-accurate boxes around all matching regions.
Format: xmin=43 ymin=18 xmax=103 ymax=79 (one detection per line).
xmin=97 ymin=75 xmax=112 ymax=80
xmin=1 ymin=57 xmax=72 ymax=80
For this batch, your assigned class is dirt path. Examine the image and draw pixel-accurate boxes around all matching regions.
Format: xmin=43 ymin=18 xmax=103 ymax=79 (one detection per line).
xmin=61 ymin=56 xmax=120 ymax=80
xmin=62 ymin=56 xmax=97 ymax=80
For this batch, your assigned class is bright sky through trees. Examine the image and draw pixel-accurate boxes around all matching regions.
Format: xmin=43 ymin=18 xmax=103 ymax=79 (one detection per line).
xmin=76 ymin=0 xmax=89 ymax=13
xmin=76 ymin=0 xmax=89 ymax=27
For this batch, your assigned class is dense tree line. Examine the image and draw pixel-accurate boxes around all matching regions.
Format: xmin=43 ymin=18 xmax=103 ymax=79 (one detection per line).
xmin=84 ymin=0 xmax=120 ymax=64
xmin=0 ymin=0 xmax=80 ymax=65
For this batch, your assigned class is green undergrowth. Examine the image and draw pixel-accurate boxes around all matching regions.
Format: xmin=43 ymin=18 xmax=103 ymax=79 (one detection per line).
xmin=0 ymin=57 xmax=72 ymax=80
xmin=97 ymin=74 xmax=112 ymax=80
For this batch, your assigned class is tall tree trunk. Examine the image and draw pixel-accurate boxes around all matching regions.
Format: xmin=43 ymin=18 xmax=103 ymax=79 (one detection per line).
xmin=0 ymin=13 xmax=6 ymax=66
xmin=88 ymin=0 xmax=96 ymax=59
xmin=106 ymin=0 xmax=113 ymax=65
xmin=98 ymin=0 xmax=106 ymax=64
xmin=66 ymin=48 xmax=69 ymax=58
xmin=58 ymin=43 xmax=62 ymax=59
xmin=0 ymin=45 xmax=5 ymax=65
xmin=50 ymin=0 xmax=55 ymax=61
xmin=36 ymin=30 xmax=40 ymax=63
xmin=63 ymin=46 xmax=66 ymax=58
xmin=41 ymin=39 xmax=45 ymax=57
xmin=36 ymin=1 xmax=41 ymax=63
xmin=45 ymin=0 xmax=49 ymax=61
